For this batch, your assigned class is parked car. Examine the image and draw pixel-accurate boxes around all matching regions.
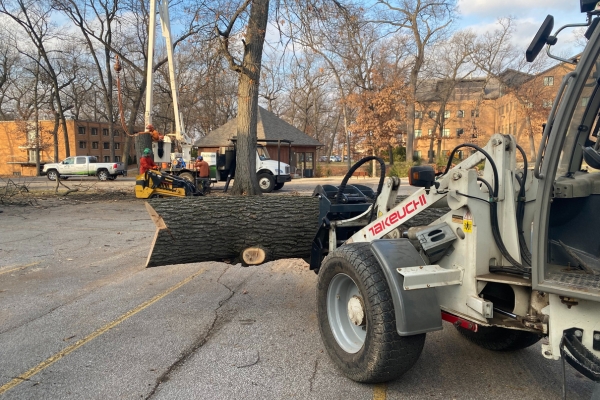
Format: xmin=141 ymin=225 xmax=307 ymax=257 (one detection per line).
xmin=42 ymin=156 xmax=127 ymax=181
xmin=330 ymin=155 xmax=341 ymax=162
xmin=319 ymin=156 xmax=328 ymax=162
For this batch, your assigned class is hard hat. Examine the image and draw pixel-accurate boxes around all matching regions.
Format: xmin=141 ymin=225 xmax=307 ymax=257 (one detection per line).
xmin=146 ymin=124 xmax=154 ymax=130
xmin=143 ymin=148 xmax=152 ymax=155
xmin=197 ymin=156 xmax=203 ymax=161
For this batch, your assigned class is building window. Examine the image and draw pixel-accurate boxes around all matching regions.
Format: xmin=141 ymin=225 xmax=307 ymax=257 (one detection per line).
xmin=543 ymin=99 xmax=553 ymax=108
xmin=103 ymin=142 xmax=110 ymax=149
xmin=582 ymin=97 xmax=590 ymax=107
xmin=115 ymin=156 xmax=121 ymax=162
xmin=444 ymin=110 xmax=451 ymax=119
xmin=457 ymin=110 xmax=464 ymax=118
xmin=79 ymin=141 xmax=87 ymax=149
xmin=113 ymin=130 xmax=119 ymax=136
xmin=78 ymin=127 xmax=85 ymax=135
xmin=414 ymin=129 xmax=422 ymax=138
xmin=104 ymin=156 xmax=110 ymax=162
xmin=91 ymin=128 xmax=98 ymax=135
xmin=114 ymin=143 xmax=120 ymax=150
xmin=92 ymin=142 xmax=99 ymax=149
xmin=415 ymin=111 xmax=423 ymax=119
xmin=456 ymin=128 xmax=464 ymax=137
xmin=428 ymin=129 xmax=433 ymax=136
xmin=471 ymin=109 xmax=479 ymax=117
xmin=413 ymin=150 xmax=422 ymax=160
xmin=103 ymin=129 xmax=109 ymax=136
xmin=442 ymin=129 xmax=450 ymax=137
xmin=543 ymin=76 xmax=554 ymax=86
xmin=428 ymin=111 xmax=437 ymax=119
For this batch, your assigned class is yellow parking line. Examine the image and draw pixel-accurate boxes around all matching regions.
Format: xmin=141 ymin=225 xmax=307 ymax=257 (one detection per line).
xmin=0 ymin=268 xmax=205 ymax=395
xmin=0 ymin=262 xmax=40 ymax=276
xmin=373 ymin=383 xmax=387 ymax=400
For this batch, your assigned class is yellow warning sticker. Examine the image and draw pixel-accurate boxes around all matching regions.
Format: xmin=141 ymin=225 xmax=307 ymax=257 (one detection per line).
xmin=378 ymin=210 xmax=383 ymax=218
xmin=463 ymin=210 xmax=473 ymax=233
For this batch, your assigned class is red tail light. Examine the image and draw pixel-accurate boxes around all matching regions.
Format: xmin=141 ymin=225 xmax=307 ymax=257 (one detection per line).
xmin=113 ymin=163 xmax=117 ymax=168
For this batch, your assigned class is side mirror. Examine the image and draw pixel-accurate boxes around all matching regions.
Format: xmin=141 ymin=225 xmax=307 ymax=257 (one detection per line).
xmin=526 ymin=15 xmax=554 ymax=62
xmin=408 ymin=166 xmax=437 ymax=193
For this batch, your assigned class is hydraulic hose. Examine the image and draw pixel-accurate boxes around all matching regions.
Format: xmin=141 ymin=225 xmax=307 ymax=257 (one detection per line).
xmin=445 ymin=143 xmax=529 ymax=274
xmin=515 ymin=144 xmax=532 ymax=266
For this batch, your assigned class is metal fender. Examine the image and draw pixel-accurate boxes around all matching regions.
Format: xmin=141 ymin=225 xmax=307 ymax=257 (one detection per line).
xmin=369 ymin=239 xmax=442 ymax=336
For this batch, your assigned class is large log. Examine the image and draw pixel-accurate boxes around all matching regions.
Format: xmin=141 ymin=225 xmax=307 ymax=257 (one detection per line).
xmin=144 ymin=194 xmax=451 ymax=268
xmin=145 ymin=196 xmax=321 ymax=267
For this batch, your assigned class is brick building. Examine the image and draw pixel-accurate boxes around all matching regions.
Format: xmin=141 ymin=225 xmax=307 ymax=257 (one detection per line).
xmin=413 ymin=61 xmax=576 ymax=161
xmin=0 ymin=120 xmax=134 ymax=177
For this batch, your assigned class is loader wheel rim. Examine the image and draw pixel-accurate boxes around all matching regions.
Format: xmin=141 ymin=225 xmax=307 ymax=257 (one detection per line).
xmin=327 ymin=273 xmax=366 ymax=354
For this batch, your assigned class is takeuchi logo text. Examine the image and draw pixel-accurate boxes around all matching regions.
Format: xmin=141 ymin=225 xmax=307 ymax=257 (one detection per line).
xmin=368 ymin=194 xmax=427 ymax=236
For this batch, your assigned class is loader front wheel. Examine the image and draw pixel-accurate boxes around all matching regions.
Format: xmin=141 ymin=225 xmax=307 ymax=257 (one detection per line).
xmin=456 ymin=325 xmax=541 ymax=351
xmin=317 ymin=243 xmax=425 ymax=383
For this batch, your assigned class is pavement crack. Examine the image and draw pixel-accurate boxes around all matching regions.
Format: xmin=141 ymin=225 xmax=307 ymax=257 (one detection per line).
xmin=146 ymin=266 xmax=235 ymax=399
xmin=309 ymin=357 xmax=319 ymax=392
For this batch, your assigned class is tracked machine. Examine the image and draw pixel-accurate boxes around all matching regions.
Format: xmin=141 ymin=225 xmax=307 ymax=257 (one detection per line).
xmin=311 ymin=2 xmax=600 ymax=393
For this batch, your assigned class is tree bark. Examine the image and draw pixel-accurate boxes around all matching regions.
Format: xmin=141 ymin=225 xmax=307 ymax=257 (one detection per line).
xmin=145 ymin=196 xmax=320 ymax=267
xmin=230 ymin=0 xmax=270 ymax=195
xmin=144 ymin=194 xmax=450 ymax=268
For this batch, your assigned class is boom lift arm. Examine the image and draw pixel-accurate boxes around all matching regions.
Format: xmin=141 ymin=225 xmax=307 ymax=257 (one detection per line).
xmin=145 ymin=0 xmax=193 ymax=164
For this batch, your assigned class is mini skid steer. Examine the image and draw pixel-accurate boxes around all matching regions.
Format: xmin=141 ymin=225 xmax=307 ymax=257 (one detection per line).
xmin=135 ymin=169 xmax=205 ymax=199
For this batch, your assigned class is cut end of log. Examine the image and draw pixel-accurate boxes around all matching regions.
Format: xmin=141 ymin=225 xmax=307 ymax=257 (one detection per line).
xmin=241 ymin=247 xmax=267 ymax=266
xmin=145 ymin=202 xmax=167 ymax=229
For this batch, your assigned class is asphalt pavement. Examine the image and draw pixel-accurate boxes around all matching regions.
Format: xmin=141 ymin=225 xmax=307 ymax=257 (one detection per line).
xmin=0 ymin=178 xmax=598 ymax=399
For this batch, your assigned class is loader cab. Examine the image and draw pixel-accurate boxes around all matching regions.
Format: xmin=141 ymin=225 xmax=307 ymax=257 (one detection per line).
xmin=531 ymin=13 xmax=600 ymax=301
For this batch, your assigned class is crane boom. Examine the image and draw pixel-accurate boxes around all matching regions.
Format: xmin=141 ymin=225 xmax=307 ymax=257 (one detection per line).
xmin=144 ymin=0 xmax=187 ymax=144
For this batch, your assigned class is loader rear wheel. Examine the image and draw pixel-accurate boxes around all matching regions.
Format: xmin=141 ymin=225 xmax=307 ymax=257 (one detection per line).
xmin=456 ymin=325 xmax=541 ymax=351
xmin=317 ymin=243 xmax=425 ymax=383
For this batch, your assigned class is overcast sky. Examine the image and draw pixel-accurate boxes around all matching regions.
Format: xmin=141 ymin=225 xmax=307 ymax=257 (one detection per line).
xmin=457 ymin=0 xmax=588 ymax=57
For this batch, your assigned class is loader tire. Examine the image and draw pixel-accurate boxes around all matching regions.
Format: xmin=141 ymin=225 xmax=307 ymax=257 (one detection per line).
xmin=317 ymin=243 xmax=425 ymax=383
xmin=456 ymin=325 xmax=541 ymax=351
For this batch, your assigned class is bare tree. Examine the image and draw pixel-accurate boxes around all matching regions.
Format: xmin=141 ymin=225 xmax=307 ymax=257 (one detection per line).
xmin=420 ymin=30 xmax=477 ymax=162
xmin=0 ymin=0 xmax=73 ymax=159
xmin=372 ymin=0 xmax=457 ymax=162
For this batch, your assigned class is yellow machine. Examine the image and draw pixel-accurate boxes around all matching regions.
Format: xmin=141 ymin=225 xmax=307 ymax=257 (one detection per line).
xmin=135 ymin=170 xmax=202 ymax=199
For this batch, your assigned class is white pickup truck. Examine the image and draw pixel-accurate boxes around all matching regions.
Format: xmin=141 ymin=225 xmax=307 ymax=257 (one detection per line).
xmin=42 ymin=156 xmax=127 ymax=181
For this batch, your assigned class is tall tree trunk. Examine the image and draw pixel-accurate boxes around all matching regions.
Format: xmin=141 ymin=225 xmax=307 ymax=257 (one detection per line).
xmin=230 ymin=0 xmax=270 ymax=195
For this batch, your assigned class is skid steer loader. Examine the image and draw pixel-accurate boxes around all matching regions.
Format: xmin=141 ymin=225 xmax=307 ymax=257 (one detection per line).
xmin=135 ymin=170 xmax=205 ymax=198
xmin=311 ymin=2 xmax=600 ymax=394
